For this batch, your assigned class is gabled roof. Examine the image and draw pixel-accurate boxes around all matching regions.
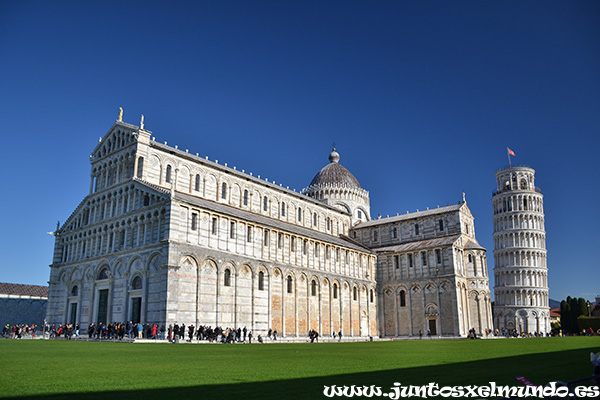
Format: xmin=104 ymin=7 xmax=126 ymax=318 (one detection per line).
xmin=356 ymin=203 xmax=465 ymax=228
xmin=174 ymin=192 xmax=372 ymax=253
xmin=59 ymin=178 xmax=170 ymax=234
xmin=90 ymin=120 xmax=139 ymax=157
xmin=0 ymin=283 xmax=48 ymax=298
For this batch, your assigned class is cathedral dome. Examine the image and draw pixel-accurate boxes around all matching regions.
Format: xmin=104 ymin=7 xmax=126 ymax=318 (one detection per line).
xmin=309 ymin=149 xmax=361 ymax=189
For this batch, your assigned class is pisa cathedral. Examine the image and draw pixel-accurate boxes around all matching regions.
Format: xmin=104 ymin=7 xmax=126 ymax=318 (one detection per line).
xmin=46 ymin=114 xmax=493 ymax=338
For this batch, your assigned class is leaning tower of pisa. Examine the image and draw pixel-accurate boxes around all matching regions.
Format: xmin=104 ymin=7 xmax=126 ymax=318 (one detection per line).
xmin=492 ymin=166 xmax=550 ymax=335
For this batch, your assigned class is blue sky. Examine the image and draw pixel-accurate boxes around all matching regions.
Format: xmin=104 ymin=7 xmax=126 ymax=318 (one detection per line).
xmin=1 ymin=1 xmax=598 ymax=302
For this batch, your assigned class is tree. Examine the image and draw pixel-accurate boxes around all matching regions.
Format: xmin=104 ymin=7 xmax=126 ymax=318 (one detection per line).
xmin=569 ymin=297 xmax=579 ymax=333
xmin=577 ymin=298 xmax=589 ymax=317
xmin=559 ymin=296 xmax=593 ymax=334
xmin=560 ymin=300 xmax=572 ymax=333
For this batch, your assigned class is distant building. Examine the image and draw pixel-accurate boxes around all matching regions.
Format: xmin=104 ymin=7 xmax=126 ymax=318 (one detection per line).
xmin=549 ymin=308 xmax=560 ymax=325
xmin=0 ymin=283 xmax=48 ymax=327
xmin=591 ymin=297 xmax=600 ymax=318
xmin=45 ymin=114 xmax=492 ymax=337
xmin=492 ymin=166 xmax=550 ymax=334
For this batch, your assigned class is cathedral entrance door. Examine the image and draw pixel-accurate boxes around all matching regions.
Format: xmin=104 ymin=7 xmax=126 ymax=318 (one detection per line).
xmin=97 ymin=289 xmax=109 ymax=323
xmin=69 ymin=303 xmax=77 ymax=325
xmin=428 ymin=319 xmax=437 ymax=335
xmin=131 ymin=297 xmax=142 ymax=324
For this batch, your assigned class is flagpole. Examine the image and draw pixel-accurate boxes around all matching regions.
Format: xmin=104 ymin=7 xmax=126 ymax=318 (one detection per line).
xmin=507 ymin=148 xmax=511 ymax=167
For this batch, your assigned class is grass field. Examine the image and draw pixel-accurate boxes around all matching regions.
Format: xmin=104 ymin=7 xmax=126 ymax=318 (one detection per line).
xmin=1 ymin=337 xmax=598 ymax=399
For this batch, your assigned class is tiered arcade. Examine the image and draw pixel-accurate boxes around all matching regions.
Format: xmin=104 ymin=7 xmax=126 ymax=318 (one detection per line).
xmin=492 ymin=166 xmax=550 ymax=335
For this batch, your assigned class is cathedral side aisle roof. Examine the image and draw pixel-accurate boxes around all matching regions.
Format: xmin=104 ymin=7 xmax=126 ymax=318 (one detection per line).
xmin=174 ymin=191 xmax=372 ymax=253
xmin=464 ymin=238 xmax=486 ymax=250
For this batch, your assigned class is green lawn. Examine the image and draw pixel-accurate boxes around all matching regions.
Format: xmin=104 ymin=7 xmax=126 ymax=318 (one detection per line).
xmin=1 ymin=337 xmax=598 ymax=399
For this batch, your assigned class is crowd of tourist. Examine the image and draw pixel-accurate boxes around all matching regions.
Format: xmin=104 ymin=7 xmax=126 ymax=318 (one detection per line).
xmin=490 ymin=327 xmax=600 ymax=338
xmin=2 ymin=324 xmax=38 ymax=339
xmin=5 ymin=322 xmax=598 ymax=341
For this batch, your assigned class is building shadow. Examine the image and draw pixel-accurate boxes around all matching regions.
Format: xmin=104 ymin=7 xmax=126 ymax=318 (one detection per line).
xmin=5 ymin=346 xmax=598 ymax=400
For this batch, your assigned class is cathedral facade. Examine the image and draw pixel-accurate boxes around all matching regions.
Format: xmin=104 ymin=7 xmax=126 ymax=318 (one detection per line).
xmin=46 ymin=115 xmax=492 ymax=338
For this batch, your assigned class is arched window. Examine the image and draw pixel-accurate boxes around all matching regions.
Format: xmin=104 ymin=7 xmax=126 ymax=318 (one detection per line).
xmin=243 ymin=190 xmax=249 ymax=206
xmin=98 ymin=268 xmax=109 ymax=280
xmin=468 ymin=254 xmax=472 ymax=263
xmin=224 ymin=269 xmax=231 ymax=287
xmin=311 ymin=280 xmax=317 ymax=296
xmin=281 ymin=202 xmax=286 ymax=217
xmin=165 ymin=165 xmax=172 ymax=183
xmin=136 ymin=157 xmax=144 ymax=178
xmin=287 ymin=276 xmax=293 ymax=294
xmin=353 ymin=286 xmax=358 ymax=301
xmin=400 ymin=290 xmax=406 ymax=307
xmin=263 ymin=196 xmax=268 ymax=211
xmin=333 ymin=283 xmax=338 ymax=299
xmin=313 ymin=213 xmax=318 ymax=226
xmin=370 ymin=289 xmax=374 ymax=303
xmin=132 ymin=276 xmax=142 ymax=289
xmin=221 ymin=182 xmax=227 ymax=199
xmin=71 ymin=286 xmax=78 ymax=296
xmin=298 ymin=207 xmax=302 ymax=222
xmin=326 ymin=217 xmax=330 ymax=230
xmin=258 ymin=271 xmax=265 ymax=291
xmin=194 ymin=174 xmax=200 ymax=191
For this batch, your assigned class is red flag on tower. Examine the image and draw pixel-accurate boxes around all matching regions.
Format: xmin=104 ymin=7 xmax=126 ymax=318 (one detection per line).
xmin=507 ymin=147 xmax=516 ymax=156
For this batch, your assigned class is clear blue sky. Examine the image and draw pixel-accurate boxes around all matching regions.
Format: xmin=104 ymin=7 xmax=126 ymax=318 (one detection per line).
xmin=1 ymin=1 xmax=598 ymax=303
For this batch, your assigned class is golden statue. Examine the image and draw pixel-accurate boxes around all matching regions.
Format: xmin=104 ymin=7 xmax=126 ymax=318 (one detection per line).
xmin=118 ymin=107 xmax=123 ymax=121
